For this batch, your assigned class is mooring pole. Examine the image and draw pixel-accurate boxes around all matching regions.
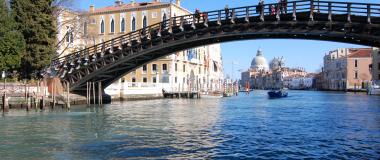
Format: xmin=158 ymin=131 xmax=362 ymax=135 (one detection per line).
xmin=52 ymin=80 xmax=56 ymax=109
xmin=92 ymin=82 xmax=96 ymax=105
xmin=86 ymin=82 xmax=89 ymax=105
xmin=2 ymin=92 xmax=9 ymax=112
xmin=66 ymin=82 xmax=70 ymax=110
xmin=100 ymin=82 xmax=103 ymax=105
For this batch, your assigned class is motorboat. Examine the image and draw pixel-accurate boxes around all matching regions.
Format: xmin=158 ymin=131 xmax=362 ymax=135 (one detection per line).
xmin=268 ymin=89 xmax=288 ymax=98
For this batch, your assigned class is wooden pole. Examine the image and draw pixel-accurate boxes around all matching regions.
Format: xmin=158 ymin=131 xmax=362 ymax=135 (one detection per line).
xmin=67 ymin=82 xmax=70 ymax=110
xmin=100 ymin=82 xmax=103 ymax=105
xmin=92 ymin=82 xmax=96 ymax=105
xmin=52 ymin=80 xmax=56 ymax=108
xmin=98 ymin=82 xmax=100 ymax=105
xmin=2 ymin=92 xmax=9 ymax=112
xmin=86 ymin=82 xmax=89 ymax=105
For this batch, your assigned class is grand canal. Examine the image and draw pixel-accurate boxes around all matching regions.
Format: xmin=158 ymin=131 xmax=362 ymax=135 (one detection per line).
xmin=0 ymin=90 xmax=379 ymax=159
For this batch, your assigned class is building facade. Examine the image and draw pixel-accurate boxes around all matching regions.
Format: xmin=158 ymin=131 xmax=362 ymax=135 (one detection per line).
xmin=372 ymin=47 xmax=380 ymax=84
xmin=56 ymin=0 xmax=224 ymax=99
xmin=322 ymin=48 xmax=372 ymax=91
xmin=240 ymin=49 xmax=310 ymax=90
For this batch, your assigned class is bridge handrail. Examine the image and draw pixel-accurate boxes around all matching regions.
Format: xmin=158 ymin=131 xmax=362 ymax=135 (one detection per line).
xmin=50 ymin=0 xmax=380 ymax=73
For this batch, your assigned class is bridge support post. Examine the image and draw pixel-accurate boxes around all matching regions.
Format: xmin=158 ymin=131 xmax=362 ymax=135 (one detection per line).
xmin=2 ymin=92 xmax=9 ymax=112
xmin=217 ymin=11 xmax=222 ymax=26
xmin=86 ymin=82 xmax=89 ymax=105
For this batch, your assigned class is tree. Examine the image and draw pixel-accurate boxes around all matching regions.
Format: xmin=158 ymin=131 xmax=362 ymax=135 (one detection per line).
xmin=11 ymin=0 xmax=56 ymax=79
xmin=0 ymin=0 xmax=25 ymax=73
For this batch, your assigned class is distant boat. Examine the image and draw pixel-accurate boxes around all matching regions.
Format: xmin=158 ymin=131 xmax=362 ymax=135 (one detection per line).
xmin=268 ymin=89 xmax=288 ymax=98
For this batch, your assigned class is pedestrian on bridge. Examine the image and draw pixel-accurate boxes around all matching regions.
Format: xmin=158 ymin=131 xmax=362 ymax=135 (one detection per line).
xmin=195 ymin=8 xmax=201 ymax=23
xmin=224 ymin=5 xmax=230 ymax=21
xmin=256 ymin=0 xmax=264 ymax=15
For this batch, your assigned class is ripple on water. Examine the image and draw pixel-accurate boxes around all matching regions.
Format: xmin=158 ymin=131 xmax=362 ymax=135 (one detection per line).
xmin=0 ymin=90 xmax=379 ymax=159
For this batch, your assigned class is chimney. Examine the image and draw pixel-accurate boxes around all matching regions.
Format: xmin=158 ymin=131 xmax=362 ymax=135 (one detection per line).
xmin=89 ymin=5 xmax=95 ymax=13
xmin=115 ymin=0 xmax=123 ymax=6
xmin=152 ymin=0 xmax=160 ymax=2
xmin=131 ymin=0 xmax=136 ymax=6
xmin=176 ymin=0 xmax=180 ymax=6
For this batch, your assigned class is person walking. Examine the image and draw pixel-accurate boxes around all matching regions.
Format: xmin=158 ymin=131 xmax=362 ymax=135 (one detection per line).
xmin=224 ymin=5 xmax=230 ymax=21
xmin=195 ymin=8 xmax=201 ymax=23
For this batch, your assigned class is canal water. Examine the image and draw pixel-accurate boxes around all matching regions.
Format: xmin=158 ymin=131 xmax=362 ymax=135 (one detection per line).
xmin=0 ymin=90 xmax=379 ymax=159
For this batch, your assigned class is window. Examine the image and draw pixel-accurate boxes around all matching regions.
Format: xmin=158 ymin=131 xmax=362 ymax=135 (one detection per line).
xmin=132 ymin=17 xmax=136 ymax=31
xmin=355 ymin=59 xmax=358 ymax=67
xmin=132 ymin=77 xmax=136 ymax=82
xmin=100 ymin=20 xmax=105 ymax=34
xmin=175 ymin=63 xmax=177 ymax=71
xmin=143 ymin=77 xmax=147 ymax=83
xmin=183 ymin=65 xmax=186 ymax=72
xmin=162 ymin=64 xmax=167 ymax=71
xmin=121 ymin=18 xmax=125 ymax=32
xmin=110 ymin=19 xmax=115 ymax=33
xmin=65 ymin=28 xmax=73 ymax=43
xmin=378 ymin=63 xmax=380 ymax=71
xmin=142 ymin=65 xmax=147 ymax=72
xmin=152 ymin=64 xmax=157 ymax=71
xmin=121 ymin=78 xmax=125 ymax=83
xmin=152 ymin=12 xmax=157 ymax=18
xmin=143 ymin=16 xmax=147 ymax=28
xmin=153 ymin=77 xmax=157 ymax=83
xmin=91 ymin=19 xmax=96 ymax=24
xmin=175 ymin=77 xmax=177 ymax=83
xmin=355 ymin=71 xmax=358 ymax=79
xmin=199 ymin=67 xmax=201 ymax=74
xmin=378 ymin=74 xmax=380 ymax=80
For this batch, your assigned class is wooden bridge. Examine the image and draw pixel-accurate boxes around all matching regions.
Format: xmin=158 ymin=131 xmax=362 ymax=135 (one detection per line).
xmin=46 ymin=0 xmax=380 ymax=94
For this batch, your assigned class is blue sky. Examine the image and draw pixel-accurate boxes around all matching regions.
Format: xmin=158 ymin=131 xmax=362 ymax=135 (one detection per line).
xmin=75 ymin=0 xmax=378 ymax=79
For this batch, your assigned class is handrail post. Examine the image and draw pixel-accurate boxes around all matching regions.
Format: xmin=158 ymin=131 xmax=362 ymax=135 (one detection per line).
xmin=367 ymin=4 xmax=371 ymax=24
xmin=292 ymin=1 xmax=297 ymax=21
xmin=217 ymin=10 xmax=222 ymax=25
xmin=260 ymin=4 xmax=264 ymax=22
xmin=191 ymin=15 xmax=196 ymax=29
xmin=179 ymin=16 xmax=184 ymax=31
xmin=276 ymin=4 xmax=281 ymax=21
xmin=110 ymin=39 xmax=114 ymax=54
xmin=231 ymin=9 xmax=235 ymax=24
xmin=347 ymin=3 xmax=351 ymax=23
xmin=328 ymin=2 xmax=332 ymax=22
xmin=245 ymin=7 xmax=250 ymax=23
xmin=310 ymin=0 xmax=314 ymax=21
xmin=203 ymin=12 xmax=209 ymax=27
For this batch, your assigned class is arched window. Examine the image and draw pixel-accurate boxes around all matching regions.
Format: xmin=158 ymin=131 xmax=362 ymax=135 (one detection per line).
xmin=162 ymin=13 xmax=167 ymax=29
xmin=143 ymin=16 xmax=147 ymax=28
xmin=121 ymin=18 xmax=125 ymax=32
xmin=110 ymin=19 xmax=115 ymax=33
xmin=132 ymin=17 xmax=136 ymax=31
xmin=100 ymin=19 xmax=105 ymax=34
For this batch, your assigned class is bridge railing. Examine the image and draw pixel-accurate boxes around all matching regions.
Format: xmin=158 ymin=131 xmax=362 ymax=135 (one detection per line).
xmin=49 ymin=0 xmax=380 ymax=79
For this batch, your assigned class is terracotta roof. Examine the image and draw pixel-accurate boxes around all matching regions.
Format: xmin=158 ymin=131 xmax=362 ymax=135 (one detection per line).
xmin=348 ymin=48 xmax=372 ymax=58
xmin=93 ymin=2 xmax=166 ymax=13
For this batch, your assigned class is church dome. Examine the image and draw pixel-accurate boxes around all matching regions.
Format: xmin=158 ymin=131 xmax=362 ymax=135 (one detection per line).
xmin=250 ymin=49 xmax=269 ymax=71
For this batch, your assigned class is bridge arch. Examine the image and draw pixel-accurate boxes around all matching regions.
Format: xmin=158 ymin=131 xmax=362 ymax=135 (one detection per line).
xmin=49 ymin=0 xmax=380 ymax=93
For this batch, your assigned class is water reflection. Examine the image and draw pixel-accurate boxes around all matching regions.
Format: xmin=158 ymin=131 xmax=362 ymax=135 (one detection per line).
xmin=0 ymin=91 xmax=379 ymax=159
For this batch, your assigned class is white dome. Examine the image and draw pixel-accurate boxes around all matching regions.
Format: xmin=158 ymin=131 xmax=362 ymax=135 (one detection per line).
xmin=251 ymin=49 xmax=269 ymax=71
